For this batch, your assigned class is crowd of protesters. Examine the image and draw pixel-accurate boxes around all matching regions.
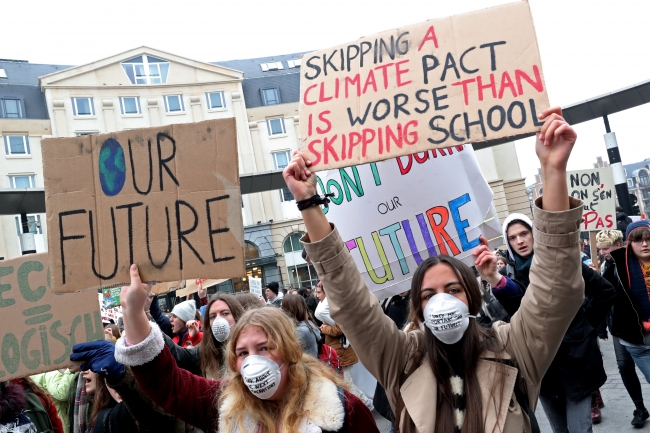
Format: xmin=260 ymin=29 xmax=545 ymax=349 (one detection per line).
xmin=3 ymin=107 xmax=650 ymax=433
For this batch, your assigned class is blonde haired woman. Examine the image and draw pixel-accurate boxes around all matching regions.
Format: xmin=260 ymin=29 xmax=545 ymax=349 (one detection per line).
xmin=114 ymin=277 xmax=378 ymax=433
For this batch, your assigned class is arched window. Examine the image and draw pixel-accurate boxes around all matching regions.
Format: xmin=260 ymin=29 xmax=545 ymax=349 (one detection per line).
xmin=244 ymin=241 xmax=260 ymax=260
xmin=283 ymin=232 xmax=317 ymax=288
xmin=639 ymin=169 xmax=649 ymax=187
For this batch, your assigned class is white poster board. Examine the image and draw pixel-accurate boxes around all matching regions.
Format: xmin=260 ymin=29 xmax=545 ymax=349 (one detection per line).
xmin=567 ymin=167 xmax=616 ymax=231
xmin=249 ymin=277 xmax=263 ymax=297
xmin=317 ymin=145 xmax=502 ymax=300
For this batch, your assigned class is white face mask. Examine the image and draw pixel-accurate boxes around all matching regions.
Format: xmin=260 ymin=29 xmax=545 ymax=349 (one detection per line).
xmin=240 ymin=355 xmax=285 ymax=400
xmin=422 ymin=293 xmax=475 ymax=344
xmin=211 ymin=316 xmax=231 ymax=343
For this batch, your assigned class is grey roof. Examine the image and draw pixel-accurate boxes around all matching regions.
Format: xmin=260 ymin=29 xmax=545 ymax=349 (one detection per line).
xmin=0 ymin=61 xmax=72 ymax=120
xmin=0 ymin=60 xmax=71 ymax=86
xmin=213 ymin=52 xmax=308 ymax=109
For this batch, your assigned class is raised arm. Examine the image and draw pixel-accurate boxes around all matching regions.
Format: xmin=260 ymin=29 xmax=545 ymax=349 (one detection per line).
xmin=115 ymin=266 xmax=218 ymax=430
xmin=149 ymin=295 xmax=173 ymax=338
xmin=500 ymin=107 xmax=584 ymax=385
xmin=284 ymin=152 xmax=417 ymax=390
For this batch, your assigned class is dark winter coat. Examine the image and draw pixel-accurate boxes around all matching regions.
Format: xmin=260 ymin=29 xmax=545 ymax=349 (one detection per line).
xmin=539 ymin=263 xmax=616 ymax=400
xmin=96 ymin=367 xmax=186 ymax=433
xmin=606 ymin=249 xmax=648 ymax=345
xmin=497 ymin=261 xmax=615 ymax=400
xmin=163 ymin=332 xmax=203 ymax=376
xmin=617 ymin=211 xmax=633 ymax=234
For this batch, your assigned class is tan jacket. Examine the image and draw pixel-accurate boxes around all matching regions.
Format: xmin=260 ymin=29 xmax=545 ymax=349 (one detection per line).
xmin=302 ymin=197 xmax=584 ymax=433
xmin=320 ymin=322 xmax=359 ymax=366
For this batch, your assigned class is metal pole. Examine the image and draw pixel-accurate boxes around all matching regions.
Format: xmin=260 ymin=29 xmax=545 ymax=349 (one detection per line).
xmin=603 ymin=115 xmax=634 ymax=216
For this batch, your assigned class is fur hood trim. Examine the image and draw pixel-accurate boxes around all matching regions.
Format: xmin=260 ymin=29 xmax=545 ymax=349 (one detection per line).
xmin=218 ymin=374 xmax=345 ymax=433
xmin=114 ymin=322 xmax=165 ymax=366
xmin=0 ymin=382 xmax=27 ymax=423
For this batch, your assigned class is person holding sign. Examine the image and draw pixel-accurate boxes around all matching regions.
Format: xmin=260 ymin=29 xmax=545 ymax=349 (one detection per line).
xmin=282 ymin=107 xmax=584 ymax=432
xmin=114 ymin=276 xmax=378 ymax=432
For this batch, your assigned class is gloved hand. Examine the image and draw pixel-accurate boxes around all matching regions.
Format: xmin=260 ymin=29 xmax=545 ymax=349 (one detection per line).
xmin=70 ymin=340 xmax=125 ymax=381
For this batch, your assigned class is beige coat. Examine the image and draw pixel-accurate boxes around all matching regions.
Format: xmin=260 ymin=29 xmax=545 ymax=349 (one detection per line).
xmin=302 ymin=197 xmax=584 ymax=433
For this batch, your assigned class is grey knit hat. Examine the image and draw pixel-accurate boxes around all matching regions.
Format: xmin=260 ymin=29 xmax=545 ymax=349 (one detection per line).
xmin=171 ymin=300 xmax=196 ymax=323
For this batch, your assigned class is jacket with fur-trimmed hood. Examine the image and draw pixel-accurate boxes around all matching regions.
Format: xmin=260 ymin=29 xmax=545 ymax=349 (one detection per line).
xmin=114 ymin=323 xmax=378 ymax=433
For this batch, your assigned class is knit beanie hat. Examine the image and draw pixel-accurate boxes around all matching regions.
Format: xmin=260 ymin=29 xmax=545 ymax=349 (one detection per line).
xmin=171 ymin=300 xmax=196 ymax=323
xmin=265 ymin=281 xmax=279 ymax=295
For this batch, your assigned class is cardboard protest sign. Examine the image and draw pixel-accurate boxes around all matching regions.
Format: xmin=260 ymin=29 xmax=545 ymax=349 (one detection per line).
xmin=299 ymin=1 xmax=548 ymax=171
xmin=43 ymin=119 xmax=246 ymax=293
xmin=317 ymin=146 xmax=502 ymax=300
xmin=567 ymin=168 xmax=616 ymax=231
xmin=249 ymin=277 xmax=263 ymax=297
xmin=176 ymin=278 xmax=226 ymax=298
xmin=150 ymin=280 xmax=185 ymax=296
xmin=0 ymin=253 xmax=102 ymax=381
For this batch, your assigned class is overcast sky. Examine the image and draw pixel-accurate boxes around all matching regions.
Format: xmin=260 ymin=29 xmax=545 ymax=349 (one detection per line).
xmin=5 ymin=0 xmax=649 ymax=184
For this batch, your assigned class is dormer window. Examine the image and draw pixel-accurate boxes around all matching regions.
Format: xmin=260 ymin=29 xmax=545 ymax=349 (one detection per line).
xmin=121 ymin=56 xmax=170 ymax=85
xmin=287 ymin=59 xmax=301 ymax=68
xmin=260 ymin=62 xmax=284 ymax=72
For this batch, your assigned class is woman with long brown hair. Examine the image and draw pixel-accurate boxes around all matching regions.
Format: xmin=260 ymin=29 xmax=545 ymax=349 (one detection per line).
xmin=281 ymin=294 xmax=321 ymax=358
xmin=163 ymin=293 xmax=245 ymax=378
xmin=114 ymin=291 xmax=378 ymax=432
xmin=279 ymin=107 xmax=585 ymax=432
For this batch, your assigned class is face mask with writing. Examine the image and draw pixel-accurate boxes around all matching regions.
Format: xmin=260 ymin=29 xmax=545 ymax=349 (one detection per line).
xmin=240 ymin=355 xmax=285 ymax=400
xmin=422 ymin=293 xmax=476 ymax=344
xmin=211 ymin=316 xmax=231 ymax=343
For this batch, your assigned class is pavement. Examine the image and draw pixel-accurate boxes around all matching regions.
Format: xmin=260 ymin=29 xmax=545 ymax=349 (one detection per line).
xmin=372 ymin=336 xmax=650 ymax=432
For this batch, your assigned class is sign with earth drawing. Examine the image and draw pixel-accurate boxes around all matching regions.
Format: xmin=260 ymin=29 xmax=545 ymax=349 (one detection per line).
xmin=42 ymin=119 xmax=246 ymax=293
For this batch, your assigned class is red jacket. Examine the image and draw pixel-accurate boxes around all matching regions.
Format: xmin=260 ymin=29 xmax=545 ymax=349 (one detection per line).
xmin=131 ymin=345 xmax=378 ymax=433
xmin=173 ymin=330 xmax=203 ymax=348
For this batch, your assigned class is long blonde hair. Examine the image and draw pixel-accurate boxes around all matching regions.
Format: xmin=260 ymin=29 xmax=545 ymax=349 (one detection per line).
xmin=219 ymin=308 xmax=345 ymax=433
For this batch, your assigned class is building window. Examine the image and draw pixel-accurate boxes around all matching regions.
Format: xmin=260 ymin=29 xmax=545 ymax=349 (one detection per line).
xmin=244 ymin=241 xmax=260 ymax=260
xmin=272 ymin=150 xmax=291 ymax=170
xmin=260 ymin=62 xmax=284 ymax=72
xmin=0 ymin=69 xmax=6 ymax=79
xmin=284 ymin=232 xmax=318 ymax=288
xmin=4 ymin=135 xmax=30 ymax=155
xmin=261 ymin=88 xmax=280 ymax=105
xmin=76 ymin=131 xmax=99 ymax=136
xmin=287 ymin=59 xmax=301 ymax=68
xmin=14 ymin=215 xmax=42 ymax=235
xmin=266 ymin=118 xmax=286 ymax=136
xmin=121 ymin=55 xmax=170 ymax=85
xmin=640 ymin=170 xmax=650 ymax=187
xmin=206 ymin=92 xmax=225 ymax=110
xmin=279 ymin=188 xmax=295 ymax=202
xmin=120 ymin=97 xmax=141 ymax=115
xmin=72 ymin=97 xmax=95 ymax=116
xmin=628 ymin=179 xmax=634 ymax=188
xmin=9 ymin=174 xmax=35 ymax=188
xmin=164 ymin=95 xmax=185 ymax=113
xmin=1 ymin=98 xmax=23 ymax=118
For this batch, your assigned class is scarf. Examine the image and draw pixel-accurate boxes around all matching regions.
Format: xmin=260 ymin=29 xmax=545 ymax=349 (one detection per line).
xmin=73 ymin=374 xmax=88 ymax=433
xmin=513 ymin=252 xmax=533 ymax=288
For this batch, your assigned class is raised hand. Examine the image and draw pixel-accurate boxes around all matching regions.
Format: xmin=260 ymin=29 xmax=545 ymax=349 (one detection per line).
xmin=283 ymin=150 xmax=318 ymax=202
xmin=472 ymin=237 xmax=502 ymax=287
xmin=187 ymin=320 xmax=200 ymax=338
xmin=535 ymin=106 xmax=577 ymax=212
xmin=197 ymin=281 xmax=207 ymax=299
xmin=536 ymin=106 xmax=577 ymax=173
xmin=119 ymin=265 xmax=152 ymax=345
